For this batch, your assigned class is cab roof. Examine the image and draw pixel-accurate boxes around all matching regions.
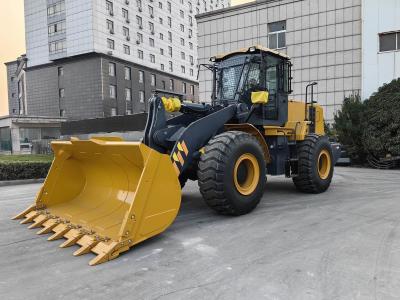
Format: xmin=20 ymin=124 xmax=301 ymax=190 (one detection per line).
xmin=211 ymin=45 xmax=290 ymax=62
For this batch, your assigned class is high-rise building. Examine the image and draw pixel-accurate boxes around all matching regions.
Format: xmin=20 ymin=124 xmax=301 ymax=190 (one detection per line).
xmin=23 ymin=0 xmax=230 ymax=119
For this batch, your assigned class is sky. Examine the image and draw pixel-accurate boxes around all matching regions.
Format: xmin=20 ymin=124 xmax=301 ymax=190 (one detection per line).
xmin=0 ymin=0 xmax=252 ymax=116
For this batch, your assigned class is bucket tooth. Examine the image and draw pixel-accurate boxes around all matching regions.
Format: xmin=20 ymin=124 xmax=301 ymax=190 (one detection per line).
xmin=48 ymin=224 xmax=70 ymax=241
xmin=12 ymin=204 xmax=36 ymax=220
xmin=59 ymin=229 xmax=83 ymax=248
xmin=20 ymin=211 xmax=39 ymax=224
xmin=37 ymin=219 xmax=59 ymax=235
xmin=89 ymin=241 xmax=119 ymax=266
xmin=28 ymin=214 xmax=49 ymax=229
xmin=74 ymin=235 xmax=98 ymax=256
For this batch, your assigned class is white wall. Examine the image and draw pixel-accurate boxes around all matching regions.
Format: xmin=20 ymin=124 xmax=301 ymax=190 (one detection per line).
xmin=362 ymin=0 xmax=400 ymax=99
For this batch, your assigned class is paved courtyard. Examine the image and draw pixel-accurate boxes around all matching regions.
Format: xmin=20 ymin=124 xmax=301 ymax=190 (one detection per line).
xmin=1 ymin=167 xmax=400 ymax=299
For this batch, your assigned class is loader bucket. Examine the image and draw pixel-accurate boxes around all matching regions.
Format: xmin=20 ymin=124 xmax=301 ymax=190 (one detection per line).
xmin=12 ymin=137 xmax=181 ymax=265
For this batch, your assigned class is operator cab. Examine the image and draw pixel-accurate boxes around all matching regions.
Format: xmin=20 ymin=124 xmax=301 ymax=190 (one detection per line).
xmin=211 ymin=45 xmax=292 ymax=126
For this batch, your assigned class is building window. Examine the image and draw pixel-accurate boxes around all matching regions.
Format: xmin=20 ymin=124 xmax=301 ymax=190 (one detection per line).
xmin=49 ymin=40 xmax=66 ymax=54
xmin=180 ymin=10 xmax=184 ymax=18
xmin=180 ymin=24 xmax=185 ymax=32
xmin=168 ymin=31 xmax=172 ymax=42
xmin=190 ymin=84 xmax=194 ymax=95
xmin=181 ymin=65 xmax=185 ymax=73
xmin=137 ymin=32 xmax=143 ymax=43
xmin=107 ymin=39 xmax=115 ymax=50
xmin=162 ymin=80 xmax=166 ymax=89
xmin=188 ymin=29 xmax=192 ymax=38
xmin=137 ymin=16 xmax=143 ymax=27
xmin=161 ymin=63 xmax=165 ymax=71
xmin=107 ymin=19 xmax=114 ymax=33
xmin=126 ymin=109 xmax=132 ymax=115
xmin=168 ymin=17 xmax=172 ymax=27
xmin=109 ymin=62 xmax=116 ymax=76
xmin=136 ymin=0 xmax=142 ymax=9
xmin=58 ymin=67 xmax=64 ymax=76
xmin=48 ymin=21 xmax=66 ymax=36
xmin=60 ymin=109 xmax=66 ymax=117
xmin=59 ymin=88 xmax=65 ymax=98
xmin=181 ymin=52 xmax=185 ymax=59
xmin=268 ymin=21 xmax=286 ymax=49
xmin=182 ymin=82 xmax=187 ymax=93
xmin=169 ymin=61 xmax=173 ymax=72
xmin=190 ymin=68 xmax=193 ymax=76
xmin=169 ymin=79 xmax=174 ymax=90
xmin=123 ymin=26 xmax=130 ymax=38
xmin=123 ymin=44 xmax=130 ymax=54
xmin=149 ymin=38 xmax=155 ymax=47
xmin=168 ymin=46 xmax=172 ymax=57
xmin=150 ymin=54 xmax=155 ymax=63
xmin=106 ymin=0 xmax=113 ymax=15
xmin=124 ymin=66 xmax=131 ymax=80
xmin=151 ymin=74 xmax=156 ymax=86
xmin=160 ymin=48 xmax=164 ymax=55
xmin=47 ymin=1 xmax=65 ymax=16
xmin=180 ymin=38 xmax=185 ymax=46
xmin=139 ymin=91 xmax=145 ymax=103
xmin=379 ymin=32 xmax=400 ymax=52
xmin=159 ymin=2 xmax=163 ymax=9
xmin=159 ymin=33 xmax=164 ymax=40
xmin=122 ymin=8 xmax=129 ymax=21
xmin=109 ymin=85 xmax=116 ymax=98
xmin=138 ymin=49 xmax=143 ymax=59
xmin=159 ymin=17 xmax=163 ymax=24
xmin=139 ymin=70 xmax=144 ymax=83
xmin=149 ymin=22 xmax=154 ymax=33
xmin=148 ymin=5 xmax=154 ymax=16
xmin=125 ymin=88 xmax=132 ymax=101
xmin=189 ymin=42 xmax=193 ymax=50
xmin=167 ymin=1 xmax=171 ymax=13
xmin=111 ymin=107 xmax=117 ymax=116
xmin=189 ymin=55 xmax=194 ymax=65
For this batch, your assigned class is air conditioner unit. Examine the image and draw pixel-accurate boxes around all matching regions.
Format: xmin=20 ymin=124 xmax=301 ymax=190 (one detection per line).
xmin=126 ymin=35 xmax=131 ymax=41
xmin=107 ymin=51 xmax=113 ymax=55
xmin=126 ymin=19 xmax=130 ymax=23
xmin=136 ymin=40 xmax=140 ymax=44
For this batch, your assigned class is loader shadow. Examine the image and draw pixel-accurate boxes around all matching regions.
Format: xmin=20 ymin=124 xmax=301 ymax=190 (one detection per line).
xmin=99 ymin=179 xmax=335 ymax=264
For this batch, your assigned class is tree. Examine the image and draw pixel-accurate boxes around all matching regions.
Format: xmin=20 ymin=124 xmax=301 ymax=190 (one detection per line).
xmin=362 ymin=78 xmax=400 ymax=158
xmin=333 ymin=94 xmax=367 ymax=163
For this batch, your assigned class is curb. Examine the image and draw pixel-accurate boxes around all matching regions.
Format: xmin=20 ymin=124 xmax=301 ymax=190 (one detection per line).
xmin=0 ymin=178 xmax=45 ymax=187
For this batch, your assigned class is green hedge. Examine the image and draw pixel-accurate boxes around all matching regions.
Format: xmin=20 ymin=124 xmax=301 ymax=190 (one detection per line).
xmin=0 ymin=162 xmax=52 ymax=181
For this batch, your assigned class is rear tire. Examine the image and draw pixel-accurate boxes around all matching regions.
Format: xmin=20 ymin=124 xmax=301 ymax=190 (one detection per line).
xmin=293 ymin=134 xmax=334 ymax=193
xmin=197 ymin=131 xmax=266 ymax=215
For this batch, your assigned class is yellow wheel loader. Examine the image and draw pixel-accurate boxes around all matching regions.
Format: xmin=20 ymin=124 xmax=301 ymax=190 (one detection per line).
xmin=13 ymin=46 xmax=341 ymax=265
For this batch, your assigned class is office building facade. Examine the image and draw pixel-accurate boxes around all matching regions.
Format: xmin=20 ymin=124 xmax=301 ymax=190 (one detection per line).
xmin=197 ymin=0 xmax=400 ymax=122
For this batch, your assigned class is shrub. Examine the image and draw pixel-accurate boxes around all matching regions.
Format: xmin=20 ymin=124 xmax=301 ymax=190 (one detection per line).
xmin=0 ymin=162 xmax=51 ymax=181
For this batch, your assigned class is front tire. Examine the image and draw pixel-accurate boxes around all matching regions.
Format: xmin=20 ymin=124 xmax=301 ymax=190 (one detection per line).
xmin=197 ymin=131 xmax=266 ymax=215
xmin=293 ymin=134 xmax=334 ymax=193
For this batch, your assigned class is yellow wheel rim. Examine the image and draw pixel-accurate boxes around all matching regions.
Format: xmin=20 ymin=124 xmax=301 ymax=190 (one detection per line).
xmin=233 ymin=153 xmax=260 ymax=196
xmin=317 ymin=149 xmax=331 ymax=180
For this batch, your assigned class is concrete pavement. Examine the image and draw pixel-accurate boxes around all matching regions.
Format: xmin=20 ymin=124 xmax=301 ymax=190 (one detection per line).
xmin=1 ymin=167 xmax=400 ymax=299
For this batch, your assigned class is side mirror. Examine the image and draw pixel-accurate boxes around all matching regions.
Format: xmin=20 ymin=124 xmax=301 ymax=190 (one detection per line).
xmin=251 ymin=91 xmax=269 ymax=104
